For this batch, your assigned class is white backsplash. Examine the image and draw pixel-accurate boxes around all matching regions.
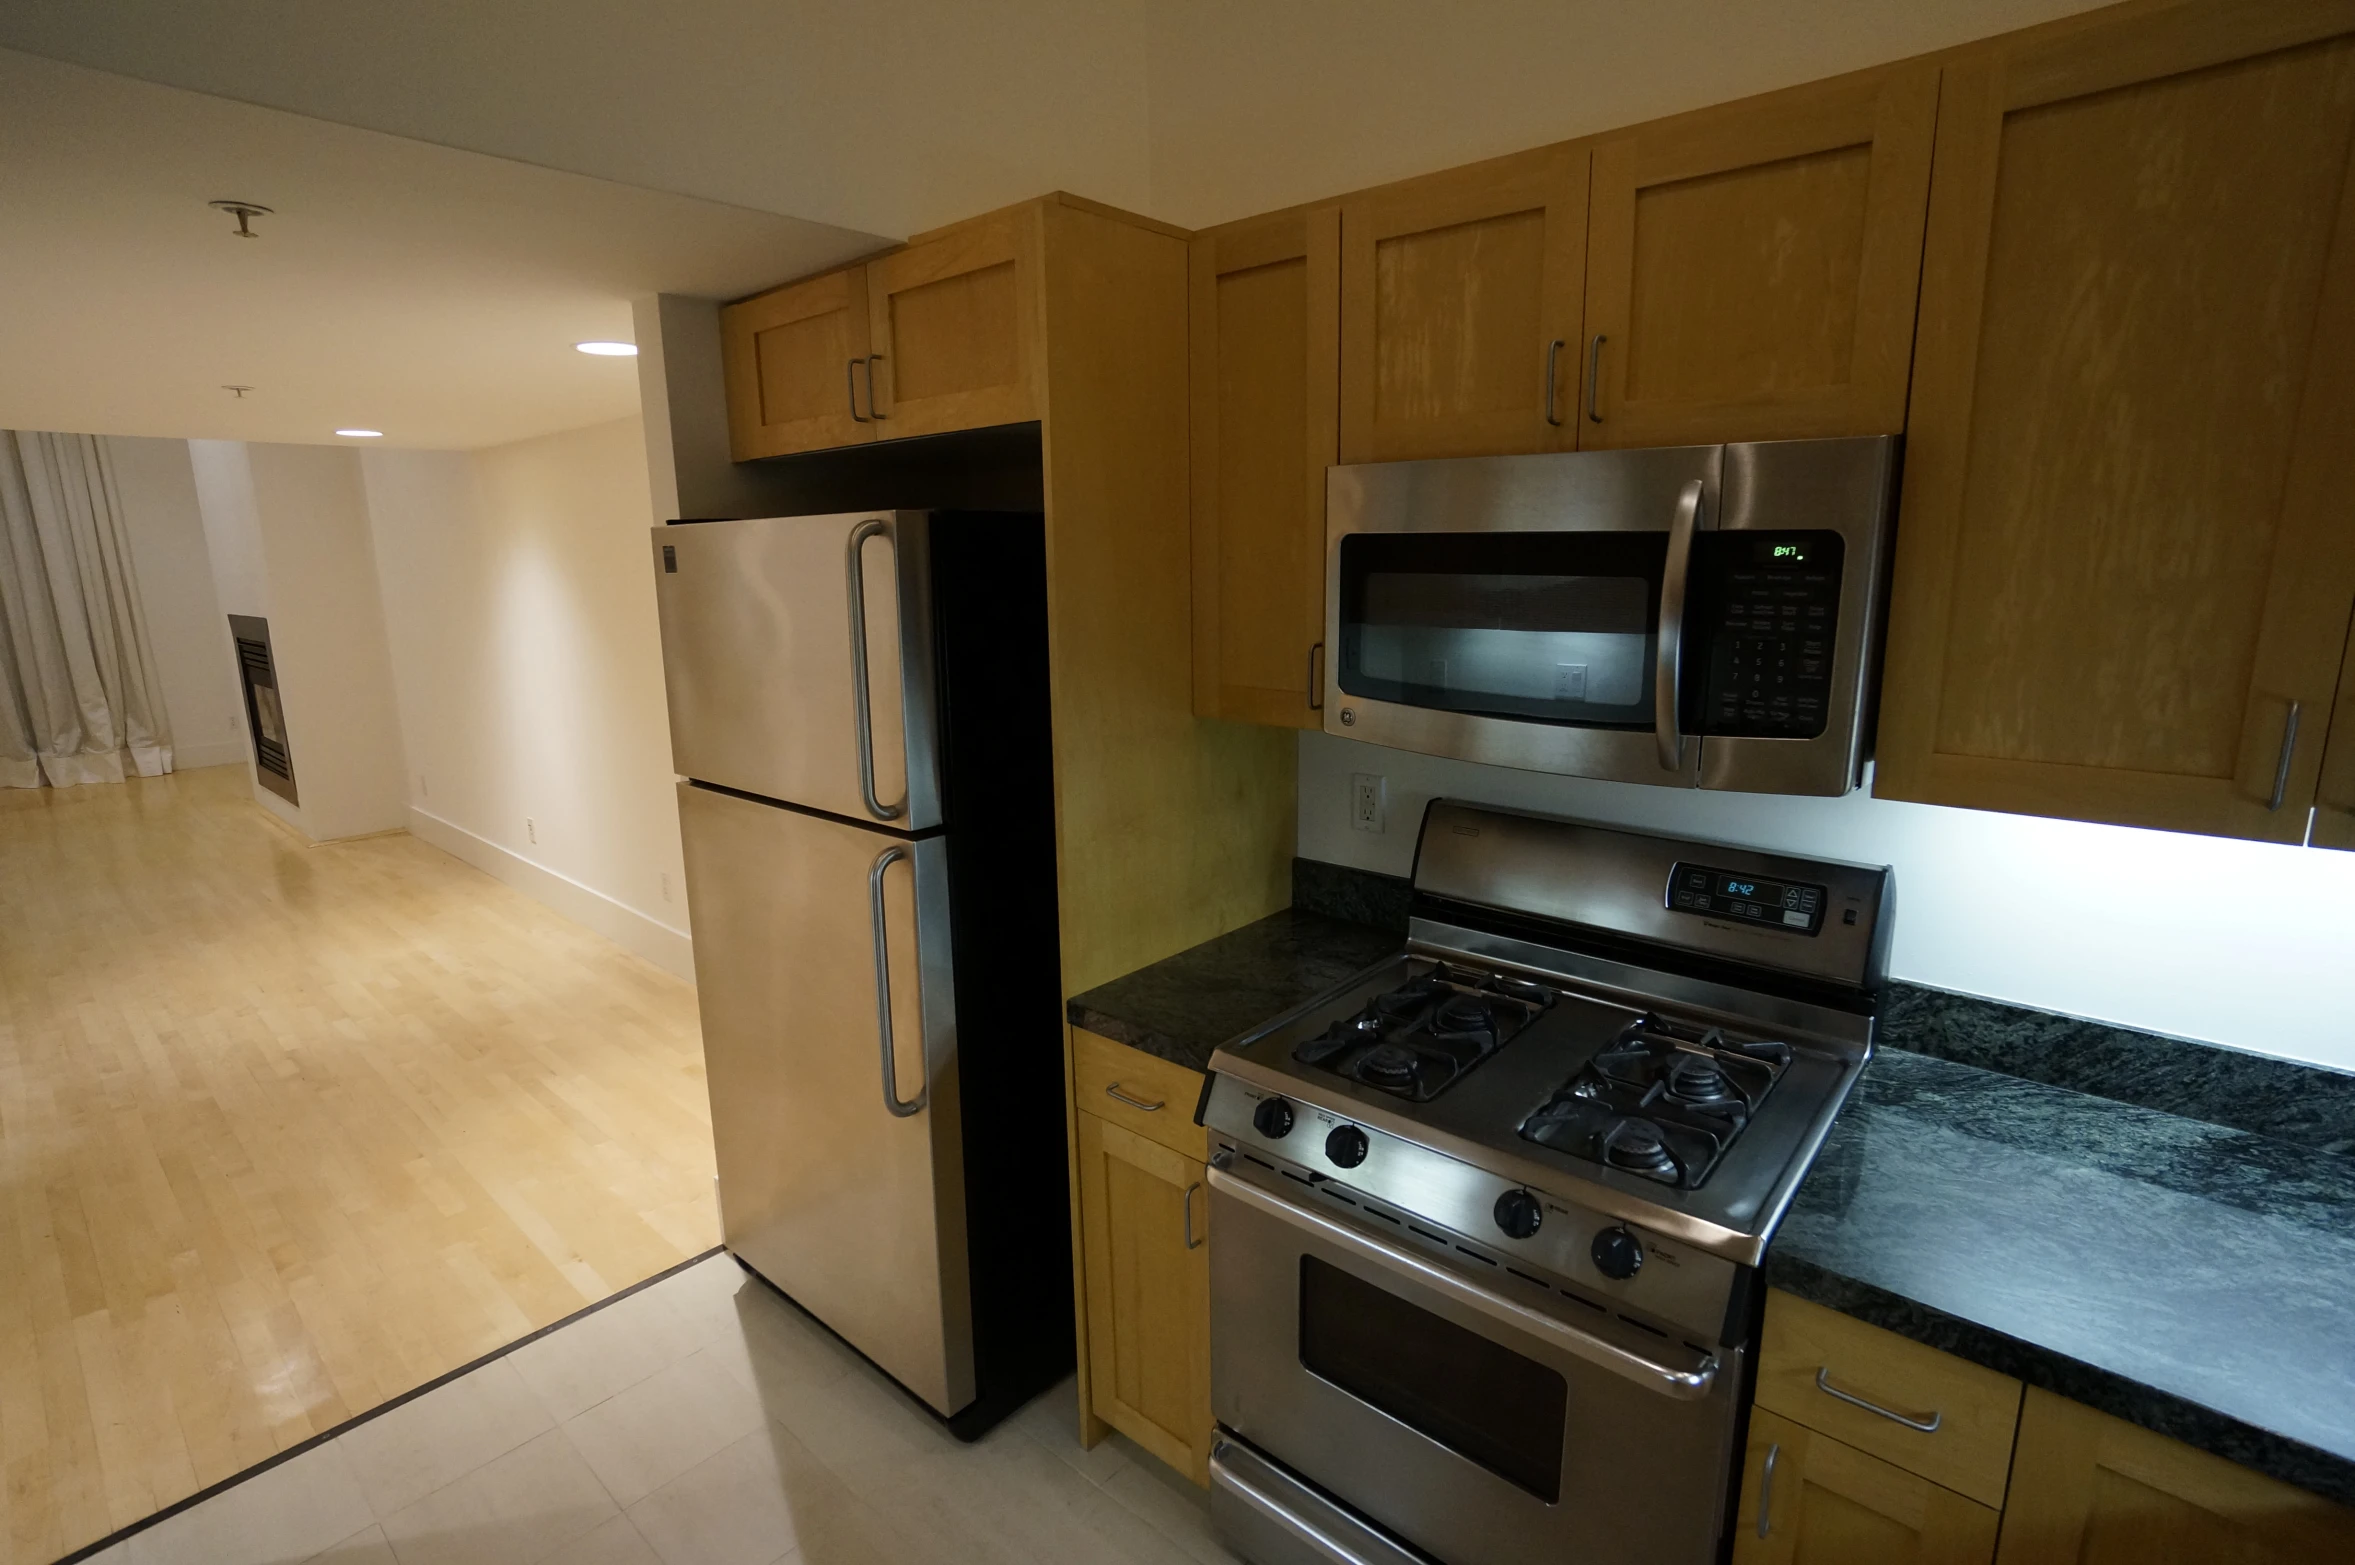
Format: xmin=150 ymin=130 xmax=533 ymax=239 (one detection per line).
xmin=1299 ymin=730 xmax=2355 ymax=1074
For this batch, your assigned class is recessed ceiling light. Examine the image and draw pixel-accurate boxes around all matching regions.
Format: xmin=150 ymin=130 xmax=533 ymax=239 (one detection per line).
xmin=575 ymin=341 xmax=638 ymax=357
xmin=335 ymin=428 xmax=383 ymax=438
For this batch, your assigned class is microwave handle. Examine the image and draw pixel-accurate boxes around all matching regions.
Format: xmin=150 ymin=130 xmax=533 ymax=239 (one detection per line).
xmin=1656 ymin=479 xmax=1703 ymax=772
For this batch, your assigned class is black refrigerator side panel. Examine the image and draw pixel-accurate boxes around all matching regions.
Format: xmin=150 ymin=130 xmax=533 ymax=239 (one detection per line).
xmin=927 ymin=511 xmax=1072 ymax=1437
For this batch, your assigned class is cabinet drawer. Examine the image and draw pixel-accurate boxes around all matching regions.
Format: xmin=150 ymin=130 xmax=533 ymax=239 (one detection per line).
xmin=1072 ymin=1028 xmax=1208 ymax=1161
xmin=1758 ymin=1290 xmax=2022 ymax=1509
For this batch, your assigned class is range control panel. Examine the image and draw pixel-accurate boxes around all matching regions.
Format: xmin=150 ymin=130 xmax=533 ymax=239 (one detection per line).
xmin=1667 ymin=862 xmax=1826 ymax=935
xmin=1691 ymin=532 xmax=1844 ymax=738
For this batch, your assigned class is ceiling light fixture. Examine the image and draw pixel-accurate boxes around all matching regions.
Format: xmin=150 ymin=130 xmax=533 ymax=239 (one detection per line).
xmin=208 ymin=199 xmax=273 ymax=238
xmin=574 ymin=341 xmax=638 ymax=357
xmin=335 ymin=428 xmax=383 ymax=439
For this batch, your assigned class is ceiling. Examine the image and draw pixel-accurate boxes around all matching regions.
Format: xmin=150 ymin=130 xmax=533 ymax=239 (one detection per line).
xmin=0 ymin=48 xmax=888 ymax=449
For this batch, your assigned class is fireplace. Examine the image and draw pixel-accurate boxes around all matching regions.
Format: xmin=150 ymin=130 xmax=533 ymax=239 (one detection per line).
xmin=228 ymin=614 xmax=298 ymax=804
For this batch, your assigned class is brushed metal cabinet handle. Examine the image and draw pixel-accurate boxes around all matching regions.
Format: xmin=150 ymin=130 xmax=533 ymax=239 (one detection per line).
xmin=868 ymin=844 xmax=925 ymax=1118
xmin=1184 ymin=1182 xmax=1204 ymax=1250
xmin=1655 ymin=479 xmax=1703 ymax=772
xmin=864 ymin=353 xmax=888 ymax=420
xmin=1543 ymin=338 xmax=1566 ymax=427
xmin=1585 ymin=334 xmax=1607 ymax=423
xmin=847 ymin=358 xmax=869 ymax=423
xmin=1757 ymin=1442 xmax=1780 ymax=1538
xmin=1308 ymin=641 xmax=1325 ymax=710
xmin=2268 ymin=699 xmax=2303 ymax=811
xmin=1104 ymin=1082 xmax=1165 ymax=1112
xmin=1814 ymin=1365 xmax=1942 ymax=1432
xmin=844 ymin=519 xmax=905 ymax=822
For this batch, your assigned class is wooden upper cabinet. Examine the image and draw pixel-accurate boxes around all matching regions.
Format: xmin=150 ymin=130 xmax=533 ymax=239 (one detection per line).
xmin=1995 ymin=1388 xmax=2355 ymax=1564
xmin=1190 ymin=206 xmax=1340 ymax=727
xmin=1874 ymin=0 xmax=2355 ymax=842
xmin=1339 ymin=146 xmax=1590 ymax=461
xmin=720 ymin=267 xmax=876 ymax=461
xmin=1580 ymin=65 xmax=1938 ymax=447
xmin=865 ymin=206 xmax=1043 ymax=438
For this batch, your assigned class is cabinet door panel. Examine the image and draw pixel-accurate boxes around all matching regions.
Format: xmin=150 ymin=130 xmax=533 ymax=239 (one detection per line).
xmin=1190 ymin=207 xmax=1339 ymax=727
xmin=1876 ymin=3 xmax=2355 ymax=841
xmin=1076 ymin=1111 xmax=1211 ymax=1483
xmin=1995 ymin=1388 xmax=2355 ymax=1565
xmin=1582 ymin=65 xmax=1936 ymax=446
xmin=867 ymin=208 xmax=1042 ymax=437
xmin=2317 ymin=618 xmax=2355 ymax=849
xmin=1339 ymin=146 xmax=1588 ymax=461
xmin=1734 ymin=1409 xmax=1999 ymax=1565
xmin=720 ymin=267 xmax=875 ymax=460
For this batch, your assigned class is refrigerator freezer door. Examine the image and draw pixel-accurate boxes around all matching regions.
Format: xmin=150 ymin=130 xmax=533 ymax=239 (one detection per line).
xmin=677 ymin=782 xmax=974 ymax=1414
xmin=654 ymin=512 xmax=942 ymax=829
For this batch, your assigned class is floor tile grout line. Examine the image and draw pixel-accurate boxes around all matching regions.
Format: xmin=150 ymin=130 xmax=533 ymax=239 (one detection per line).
xmin=46 ymin=1245 xmax=729 ymax=1565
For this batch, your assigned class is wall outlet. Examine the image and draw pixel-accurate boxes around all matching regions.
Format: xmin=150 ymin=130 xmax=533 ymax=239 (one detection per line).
xmin=526 ymin=817 xmax=537 ymax=844
xmin=1351 ymin=772 xmax=1386 ymax=833
xmin=660 ymin=871 xmax=673 ymax=903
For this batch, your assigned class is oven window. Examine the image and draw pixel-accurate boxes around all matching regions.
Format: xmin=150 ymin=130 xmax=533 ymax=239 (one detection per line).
xmin=1299 ymin=1256 xmax=1566 ymax=1503
xmin=1336 ymin=532 xmax=1665 ymax=727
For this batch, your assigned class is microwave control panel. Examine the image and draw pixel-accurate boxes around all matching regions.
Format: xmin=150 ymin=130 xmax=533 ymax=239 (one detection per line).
xmin=1667 ymin=862 xmax=1826 ymax=935
xmin=1689 ymin=531 xmax=1844 ymax=738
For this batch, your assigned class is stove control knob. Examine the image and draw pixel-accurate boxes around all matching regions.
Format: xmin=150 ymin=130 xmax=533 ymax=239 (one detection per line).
xmin=1493 ymin=1189 xmax=1543 ymax=1240
xmin=1324 ymin=1124 xmax=1369 ymax=1168
xmin=1591 ymin=1226 xmax=1644 ymax=1280
xmin=1251 ymin=1096 xmax=1295 ymax=1139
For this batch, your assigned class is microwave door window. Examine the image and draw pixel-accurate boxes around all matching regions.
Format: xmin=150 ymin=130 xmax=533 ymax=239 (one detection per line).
xmin=1337 ymin=533 xmax=1665 ymax=727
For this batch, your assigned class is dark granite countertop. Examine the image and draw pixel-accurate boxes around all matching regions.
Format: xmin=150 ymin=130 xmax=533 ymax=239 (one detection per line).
xmin=1771 ymin=1048 xmax=2355 ymax=1507
xmin=1065 ymin=907 xmax=1399 ymax=1074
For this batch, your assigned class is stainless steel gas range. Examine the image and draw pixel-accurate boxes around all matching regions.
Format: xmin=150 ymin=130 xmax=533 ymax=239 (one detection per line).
xmin=1200 ymin=800 xmax=1892 ymax=1565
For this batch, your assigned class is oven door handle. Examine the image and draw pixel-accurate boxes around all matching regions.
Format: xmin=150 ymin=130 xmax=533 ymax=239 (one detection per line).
xmin=1655 ymin=478 xmax=1703 ymax=773
xmin=1208 ymin=1166 xmax=1720 ymax=1401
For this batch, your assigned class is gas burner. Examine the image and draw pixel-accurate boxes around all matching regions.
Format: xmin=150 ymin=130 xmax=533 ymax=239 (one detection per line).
xmin=1292 ymin=962 xmax=1556 ymax=1103
xmin=1519 ymin=1015 xmax=1791 ymax=1188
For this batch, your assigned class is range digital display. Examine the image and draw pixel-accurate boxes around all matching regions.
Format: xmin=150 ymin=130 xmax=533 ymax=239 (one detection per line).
xmin=1667 ymin=862 xmax=1825 ymax=935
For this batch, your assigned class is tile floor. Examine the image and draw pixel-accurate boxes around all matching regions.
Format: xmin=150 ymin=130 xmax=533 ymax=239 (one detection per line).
xmin=73 ymin=1255 xmax=1241 ymax=1565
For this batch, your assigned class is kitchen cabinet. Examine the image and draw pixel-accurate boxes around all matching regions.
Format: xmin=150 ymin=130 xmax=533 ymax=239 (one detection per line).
xmin=1188 ymin=206 xmax=1340 ymax=727
xmin=1070 ymin=1031 xmax=1213 ymax=1483
xmin=1579 ymin=64 xmax=1937 ymax=447
xmin=2316 ymin=623 xmax=2355 ymax=849
xmin=1735 ymin=1408 xmax=2001 ymax=1565
xmin=1338 ymin=145 xmax=1589 ymax=462
xmin=719 ymin=266 xmax=876 ymax=461
xmin=863 ymin=205 xmax=1042 ymax=438
xmin=1874 ymin=0 xmax=2355 ymax=841
xmin=1995 ymin=1388 xmax=2355 ymax=1564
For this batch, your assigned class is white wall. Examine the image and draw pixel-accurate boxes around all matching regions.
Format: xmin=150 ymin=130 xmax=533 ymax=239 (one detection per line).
xmin=103 ymin=435 xmax=245 ymax=768
xmin=1301 ymin=733 xmax=2355 ymax=1074
xmin=362 ymin=418 xmax=691 ymax=979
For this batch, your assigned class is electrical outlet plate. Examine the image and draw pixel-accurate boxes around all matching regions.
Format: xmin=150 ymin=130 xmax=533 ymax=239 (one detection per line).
xmin=1350 ymin=772 xmax=1386 ymax=833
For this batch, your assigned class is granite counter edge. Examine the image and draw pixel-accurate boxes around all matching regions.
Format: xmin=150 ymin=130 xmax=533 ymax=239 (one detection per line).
xmin=1065 ymin=1002 xmax=1214 ymax=1076
xmin=1763 ymin=1251 xmax=2355 ymax=1510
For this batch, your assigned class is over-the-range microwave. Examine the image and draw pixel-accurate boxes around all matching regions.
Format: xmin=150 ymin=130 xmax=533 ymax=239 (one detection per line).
xmin=1321 ymin=436 xmax=1898 ymax=797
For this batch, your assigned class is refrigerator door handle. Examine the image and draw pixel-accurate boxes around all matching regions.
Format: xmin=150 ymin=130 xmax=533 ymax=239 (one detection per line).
xmin=868 ymin=843 xmax=926 ymax=1118
xmin=846 ymin=519 xmax=907 ymax=822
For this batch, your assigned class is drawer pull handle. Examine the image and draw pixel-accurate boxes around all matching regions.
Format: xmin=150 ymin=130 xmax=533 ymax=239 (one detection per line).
xmin=1815 ymin=1366 xmax=1942 ymax=1432
xmin=1757 ymin=1442 xmax=1779 ymax=1537
xmin=1104 ymin=1082 xmax=1166 ymax=1113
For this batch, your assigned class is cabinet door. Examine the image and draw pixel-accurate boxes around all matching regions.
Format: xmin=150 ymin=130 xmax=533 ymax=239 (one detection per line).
xmin=865 ymin=207 xmax=1042 ymax=438
xmin=1076 ymin=1111 xmax=1211 ymax=1483
xmin=1735 ymin=1409 xmax=1999 ymax=1565
xmin=1996 ymin=1388 xmax=2355 ymax=1564
xmin=1189 ymin=206 xmax=1340 ymax=727
xmin=1580 ymin=65 xmax=1936 ymax=447
xmin=720 ymin=267 xmax=876 ymax=460
xmin=1338 ymin=145 xmax=1589 ymax=461
xmin=2315 ymin=617 xmax=2355 ymax=850
xmin=1874 ymin=1 xmax=2355 ymax=841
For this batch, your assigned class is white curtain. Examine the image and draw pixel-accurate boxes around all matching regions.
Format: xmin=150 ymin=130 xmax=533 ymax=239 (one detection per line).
xmin=0 ymin=431 xmax=175 ymax=788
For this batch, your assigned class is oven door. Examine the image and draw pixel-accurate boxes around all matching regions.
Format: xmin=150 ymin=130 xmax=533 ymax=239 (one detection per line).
xmin=1209 ymin=1163 xmax=1738 ymax=1565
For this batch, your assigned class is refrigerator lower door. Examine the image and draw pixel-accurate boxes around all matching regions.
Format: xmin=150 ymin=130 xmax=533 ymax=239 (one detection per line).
xmin=677 ymin=781 xmax=973 ymax=1414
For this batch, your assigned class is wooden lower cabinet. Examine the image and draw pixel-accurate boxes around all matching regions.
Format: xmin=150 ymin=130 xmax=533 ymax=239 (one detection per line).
xmin=1737 ymin=1408 xmax=2001 ymax=1565
xmin=1995 ymin=1389 xmax=2355 ymax=1565
xmin=1074 ymin=1108 xmax=1213 ymax=1483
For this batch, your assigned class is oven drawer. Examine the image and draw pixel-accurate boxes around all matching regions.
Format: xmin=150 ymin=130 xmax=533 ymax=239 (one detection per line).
xmin=1072 ymin=1028 xmax=1208 ymax=1161
xmin=1756 ymin=1289 xmax=2022 ymax=1509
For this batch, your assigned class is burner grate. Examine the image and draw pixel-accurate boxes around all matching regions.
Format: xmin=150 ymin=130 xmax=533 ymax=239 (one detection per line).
xmin=1293 ymin=962 xmax=1556 ymax=1103
xmin=1519 ymin=1015 xmax=1790 ymax=1189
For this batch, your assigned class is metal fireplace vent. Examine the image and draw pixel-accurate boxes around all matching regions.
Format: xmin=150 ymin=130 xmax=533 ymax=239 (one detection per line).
xmin=228 ymin=613 xmax=298 ymax=804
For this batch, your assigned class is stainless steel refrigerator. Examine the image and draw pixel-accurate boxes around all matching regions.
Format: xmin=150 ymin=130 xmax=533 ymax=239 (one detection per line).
xmin=651 ymin=509 xmax=1069 ymax=1436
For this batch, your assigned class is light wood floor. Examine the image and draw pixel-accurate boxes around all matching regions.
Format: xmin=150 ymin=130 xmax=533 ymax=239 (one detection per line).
xmin=0 ymin=766 xmax=718 ymax=1565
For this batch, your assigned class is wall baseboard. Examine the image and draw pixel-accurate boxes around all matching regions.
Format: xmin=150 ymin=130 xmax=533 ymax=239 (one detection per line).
xmin=174 ymin=738 xmax=251 ymax=770
xmin=407 ymin=806 xmax=695 ymax=983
